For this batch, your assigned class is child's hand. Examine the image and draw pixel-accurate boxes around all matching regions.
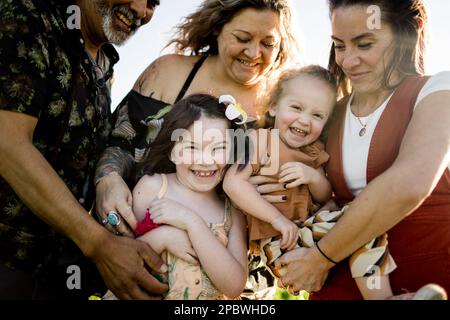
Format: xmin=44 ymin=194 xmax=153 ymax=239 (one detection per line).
xmin=278 ymin=162 xmax=320 ymax=188
xmin=149 ymin=198 xmax=200 ymax=231
xmin=271 ymin=215 xmax=298 ymax=250
xmin=138 ymin=226 xmax=199 ymax=265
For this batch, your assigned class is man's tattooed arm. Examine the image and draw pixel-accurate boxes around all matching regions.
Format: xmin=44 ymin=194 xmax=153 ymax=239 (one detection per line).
xmin=95 ymin=146 xmax=135 ymax=185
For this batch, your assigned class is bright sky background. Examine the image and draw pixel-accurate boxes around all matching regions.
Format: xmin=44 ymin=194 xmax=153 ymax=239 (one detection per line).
xmin=111 ymin=0 xmax=450 ymax=109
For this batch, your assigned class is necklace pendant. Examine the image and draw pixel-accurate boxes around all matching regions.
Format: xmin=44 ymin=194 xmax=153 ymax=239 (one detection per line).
xmin=359 ymin=127 xmax=366 ymax=137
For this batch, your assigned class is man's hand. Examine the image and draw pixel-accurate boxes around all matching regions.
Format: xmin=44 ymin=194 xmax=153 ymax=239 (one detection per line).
xmin=96 ymin=174 xmax=137 ymax=237
xmin=91 ymin=233 xmax=168 ymax=299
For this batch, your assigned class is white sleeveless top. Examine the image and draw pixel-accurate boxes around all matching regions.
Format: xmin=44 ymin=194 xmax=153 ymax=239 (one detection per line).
xmin=342 ymin=71 xmax=450 ymax=196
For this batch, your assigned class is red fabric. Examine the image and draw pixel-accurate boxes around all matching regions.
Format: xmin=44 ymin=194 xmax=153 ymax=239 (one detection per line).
xmin=312 ymin=210 xmax=450 ymax=300
xmin=319 ymin=76 xmax=450 ymax=299
xmin=135 ymin=208 xmax=160 ymax=237
xmin=325 ymin=95 xmax=354 ymax=206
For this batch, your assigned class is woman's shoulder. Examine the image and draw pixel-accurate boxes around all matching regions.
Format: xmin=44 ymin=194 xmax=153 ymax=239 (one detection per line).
xmin=415 ymin=71 xmax=450 ymax=107
xmin=425 ymin=71 xmax=450 ymax=87
xmin=135 ymin=54 xmax=188 ymax=84
xmin=421 ymin=71 xmax=450 ymax=88
xmin=134 ymin=54 xmax=206 ymax=102
xmin=430 ymin=70 xmax=450 ymax=78
xmin=151 ymin=54 xmax=205 ymax=74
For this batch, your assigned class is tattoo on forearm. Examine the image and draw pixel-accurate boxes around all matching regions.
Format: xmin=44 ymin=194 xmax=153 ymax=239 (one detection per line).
xmin=95 ymin=146 xmax=135 ymax=183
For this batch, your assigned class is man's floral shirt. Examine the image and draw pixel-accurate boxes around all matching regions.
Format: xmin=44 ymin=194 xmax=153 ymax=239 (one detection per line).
xmin=0 ymin=0 xmax=118 ymax=271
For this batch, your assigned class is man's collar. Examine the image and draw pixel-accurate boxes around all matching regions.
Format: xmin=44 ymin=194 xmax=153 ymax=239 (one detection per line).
xmin=101 ymin=44 xmax=120 ymax=66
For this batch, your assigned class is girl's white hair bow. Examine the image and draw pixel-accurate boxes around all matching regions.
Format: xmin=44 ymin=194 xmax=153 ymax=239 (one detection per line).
xmin=219 ymin=95 xmax=248 ymax=125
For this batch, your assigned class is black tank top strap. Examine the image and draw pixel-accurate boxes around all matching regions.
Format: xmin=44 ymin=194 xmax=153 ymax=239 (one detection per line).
xmin=174 ymin=55 xmax=208 ymax=103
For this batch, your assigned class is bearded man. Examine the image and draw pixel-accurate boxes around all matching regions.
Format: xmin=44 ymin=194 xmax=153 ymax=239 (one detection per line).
xmin=0 ymin=0 xmax=167 ymax=299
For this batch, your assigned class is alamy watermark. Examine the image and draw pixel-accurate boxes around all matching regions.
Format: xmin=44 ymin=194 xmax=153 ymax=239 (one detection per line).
xmin=367 ymin=5 xmax=381 ymax=30
xmin=170 ymin=124 xmax=281 ymax=176
xmin=66 ymin=5 xmax=81 ymax=30
xmin=66 ymin=265 xmax=81 ymax=290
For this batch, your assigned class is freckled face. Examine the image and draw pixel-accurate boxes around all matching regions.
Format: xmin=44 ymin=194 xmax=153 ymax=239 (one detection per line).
xmin=216 ymin=8 xmax=282 ymax=86
xmin=271 ymin=75 xmax=335 ymax=149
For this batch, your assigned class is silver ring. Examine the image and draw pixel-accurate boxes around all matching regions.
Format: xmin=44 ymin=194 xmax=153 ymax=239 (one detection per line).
xmin=106 ymin=211 xmax=121 ymax=226
xmin=101 ymin=218 xmax=108 ymax=225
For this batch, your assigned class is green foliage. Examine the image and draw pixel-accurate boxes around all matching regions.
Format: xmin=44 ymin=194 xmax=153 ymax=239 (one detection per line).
xmin=274 ymin=288 xmax=309 ymax=300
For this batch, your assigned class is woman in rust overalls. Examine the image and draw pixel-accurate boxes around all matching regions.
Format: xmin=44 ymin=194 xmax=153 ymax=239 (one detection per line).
xmin=275 ymin=0 xmax=450 ymax=299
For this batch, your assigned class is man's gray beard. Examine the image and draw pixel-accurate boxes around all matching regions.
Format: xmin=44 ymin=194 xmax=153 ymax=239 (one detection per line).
xmin=95 ymin=0 xmax=137 ymax=46
xmin=102 ymin=14 xmax=136 ymax=45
